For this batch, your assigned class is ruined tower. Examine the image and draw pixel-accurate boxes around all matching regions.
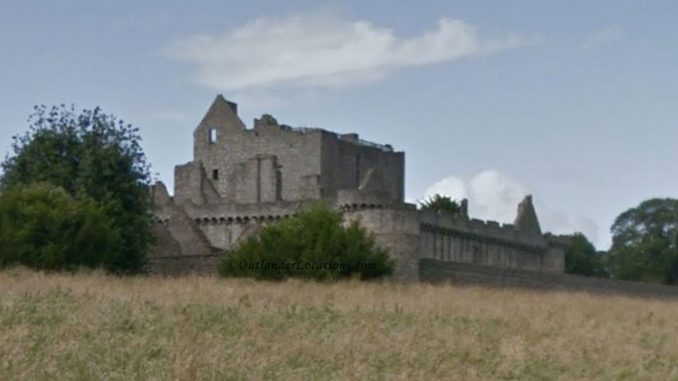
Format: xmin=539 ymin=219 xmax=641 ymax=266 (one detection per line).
xmin=150 ymin=96 xmax=568 ymax=279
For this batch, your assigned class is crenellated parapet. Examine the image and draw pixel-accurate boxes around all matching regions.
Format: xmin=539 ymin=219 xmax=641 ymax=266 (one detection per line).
xmin=414 ymin=195 xmax=564 ymax=274
xmin=419 ymin=209 xmax=548 ymax=253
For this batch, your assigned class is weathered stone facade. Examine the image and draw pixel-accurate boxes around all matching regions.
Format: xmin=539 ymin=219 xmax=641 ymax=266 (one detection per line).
xmin=150 ymin=95 xmax=570 ymax=280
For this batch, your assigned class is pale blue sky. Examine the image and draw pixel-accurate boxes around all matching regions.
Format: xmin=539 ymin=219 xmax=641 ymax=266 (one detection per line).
xmin=2 ymin=1 xmax=677 ymax=249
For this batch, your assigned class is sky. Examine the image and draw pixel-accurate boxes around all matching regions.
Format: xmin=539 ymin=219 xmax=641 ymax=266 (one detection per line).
xmin=2 ymin=1 xmax=677 ymax=249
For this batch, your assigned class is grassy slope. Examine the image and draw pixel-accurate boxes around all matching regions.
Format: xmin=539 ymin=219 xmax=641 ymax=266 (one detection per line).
xmin=1 ymin=268 xmax=677 ymax=381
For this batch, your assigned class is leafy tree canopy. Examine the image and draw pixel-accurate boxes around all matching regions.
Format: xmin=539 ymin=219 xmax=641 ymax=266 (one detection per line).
xmin=607 ymin=198 xmax=678 ymax=284
xmin=1 ymin=105 xmax=153 ymax=273
xmin=220 ymin=204 xmax=394 ymax=281
xmin=564 ymin=232 xmax=608 ymax=277
xmin=420 ymin=194 xmax=460 ymax=216
xmin=0 ymin=183 xmax=119 ymax=270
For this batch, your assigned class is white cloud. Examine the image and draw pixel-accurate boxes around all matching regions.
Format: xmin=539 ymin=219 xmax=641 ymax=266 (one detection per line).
xmin=581 ymin=27 xmax=623 ymax=51
xmin=424 ymin=170 xmax=528 ymax=223
xmin=164 ymin=14 xmax=535 ymax=90
xmin=468 ymin=170 xmax=530 ymax=223
xmin=423 ymin=175 xmax=467 ymax=202
xmin=423 ymin=170 xmax=600 ymax=246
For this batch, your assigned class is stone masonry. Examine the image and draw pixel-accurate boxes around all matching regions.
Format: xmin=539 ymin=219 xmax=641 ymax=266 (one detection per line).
xmin=150 ymin=95 xmax=570 ymax=281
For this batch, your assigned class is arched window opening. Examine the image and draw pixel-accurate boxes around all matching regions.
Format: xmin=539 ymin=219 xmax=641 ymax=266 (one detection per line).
xmin=209 ymin=128 xmax=217 ymax=144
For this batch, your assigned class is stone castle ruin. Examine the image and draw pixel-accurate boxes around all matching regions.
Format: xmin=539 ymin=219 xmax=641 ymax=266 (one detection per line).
xmin=150 ymin=95 xmax=570 ymax=281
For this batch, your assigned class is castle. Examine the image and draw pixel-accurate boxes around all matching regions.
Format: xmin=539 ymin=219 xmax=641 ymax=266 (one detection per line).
xmin=150 ymin=95 xmax=570 ymax=281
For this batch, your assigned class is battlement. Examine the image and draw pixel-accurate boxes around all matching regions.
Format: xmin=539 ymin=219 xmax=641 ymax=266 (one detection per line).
xmin=419 ymin=210 xmax=547 ymax=251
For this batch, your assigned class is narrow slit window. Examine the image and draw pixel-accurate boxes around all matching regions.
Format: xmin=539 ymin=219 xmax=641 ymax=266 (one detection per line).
xmin=209 ymin=128 xmax=217 ymax=144
xmin=212 ymin=169 xmax=219 ymax=180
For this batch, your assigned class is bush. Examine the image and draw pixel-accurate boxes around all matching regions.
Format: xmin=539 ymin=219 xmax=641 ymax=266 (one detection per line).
xmin=0 ymin=183 xmax=120 ymax=271
xmin=220 ymin=205 xmax=394 ymax=281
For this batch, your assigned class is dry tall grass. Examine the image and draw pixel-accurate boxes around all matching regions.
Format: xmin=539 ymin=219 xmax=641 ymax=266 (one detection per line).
xmin=1 ymin=268 xmax=677 ymax=380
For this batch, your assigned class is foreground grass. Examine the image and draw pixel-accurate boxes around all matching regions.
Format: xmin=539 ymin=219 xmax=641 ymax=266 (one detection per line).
xmin=1 ymin=269 xmax=677 ymax=380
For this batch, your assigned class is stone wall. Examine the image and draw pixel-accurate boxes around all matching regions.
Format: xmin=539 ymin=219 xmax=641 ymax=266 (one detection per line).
xmin=179 ymin=95 xmax=405 ymax=206
xmin=420 ymin=227 xmax=545 ymax=272
xmin=341 ymin=203 xmax=566 ymax=282
xmin=417 ymin=199 xmax=565 ymax=274
xmin=344 ymin=206 xmax=421 ymax=282
xmin=179 ymin=199 xmax=324 ymax=251
xmin=320 ymin=133 xmax=404 ymax=202
xmin=232 ymin=155 xmax=281 ymax=204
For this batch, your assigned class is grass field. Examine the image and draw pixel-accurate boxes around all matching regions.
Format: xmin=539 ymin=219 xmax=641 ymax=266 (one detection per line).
xmin=1 ymin=268 xmax=677 ymax=380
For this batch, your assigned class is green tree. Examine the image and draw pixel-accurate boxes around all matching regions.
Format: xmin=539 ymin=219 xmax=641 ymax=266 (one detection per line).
xmin=220 ymin=204 xmax=394 ymax=281
xmin=420 ymin=194 xmax=460 ymax=216
xmin=1 ymin=105 xmax=153 ymax=273
xmin=564 ymin=233 xmax=608 ymax=277
xmin=0 ymin=183 xmax=119 ymax=270
xmin=607 ymin=198 xmax=678 ymax=284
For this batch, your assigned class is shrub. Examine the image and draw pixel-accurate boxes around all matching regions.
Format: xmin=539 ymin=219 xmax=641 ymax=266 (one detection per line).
xmin=220 ymin=205 xmax=394 ymax=281
xmin=0 ymin=183 xmax=120 ymax=271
